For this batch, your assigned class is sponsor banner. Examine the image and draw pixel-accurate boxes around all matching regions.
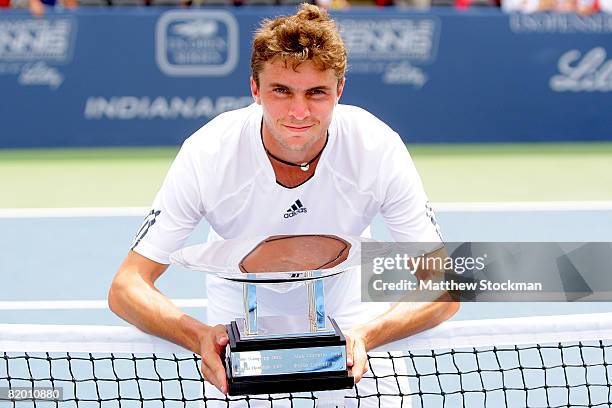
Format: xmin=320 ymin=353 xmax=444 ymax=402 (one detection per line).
xmin=155 ymin=10 xmax=239 ymax=76
xmin=338 ymin=16 xmax=440 ymax=88
xmin=361 ymin=242 xmax=612 ymax=302
xmin=0 ymin=17 xmax=77 ymax=62
xmin=0 ymin=9 xmax=610 ymax=148
xmin=509 ymin=13 xmax=612 ymax=34
xmin=549 ymin=47 xmax=612 ymax=92
xmin=0 ymin=16 xmax=76 ymax=90
xmin=83 ymin=96 xmax=254 ymax=120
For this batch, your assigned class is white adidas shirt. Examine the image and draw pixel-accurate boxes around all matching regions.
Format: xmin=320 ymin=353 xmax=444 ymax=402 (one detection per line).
xmin=132 ymin=102 xmax=441 ymax=407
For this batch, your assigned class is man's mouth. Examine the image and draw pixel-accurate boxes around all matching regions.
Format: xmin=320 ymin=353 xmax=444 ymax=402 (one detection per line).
xmin=283 ymin=124 xmax=313 ymax=132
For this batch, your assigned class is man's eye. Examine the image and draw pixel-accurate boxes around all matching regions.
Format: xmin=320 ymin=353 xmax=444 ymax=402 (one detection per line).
xmin=273 ymin=88 xmax=289 ymax=94
xmin=308 ymin=89 xmax=327 ymax=97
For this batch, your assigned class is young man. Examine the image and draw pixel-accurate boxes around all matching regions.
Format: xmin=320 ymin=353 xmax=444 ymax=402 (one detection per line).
xmin=109 ymin=4 xmax=458 ymax=406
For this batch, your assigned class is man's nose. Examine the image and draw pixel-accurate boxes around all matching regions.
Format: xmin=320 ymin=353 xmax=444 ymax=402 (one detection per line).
xmin=288 ymin=95 xmax=310 ymax=121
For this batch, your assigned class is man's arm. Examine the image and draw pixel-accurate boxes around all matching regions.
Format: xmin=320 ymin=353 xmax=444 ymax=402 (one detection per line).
xmin=345 ymin=293 xmax=459 ymax=381
xmin=345 ymin=247 xmax=460 ymax=382
xmin=108 ymin=251 xmax=229 ymax=394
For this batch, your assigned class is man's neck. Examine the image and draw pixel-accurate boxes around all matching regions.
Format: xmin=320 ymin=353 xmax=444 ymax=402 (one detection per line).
xmin=262 ymin=128 xmax=327 ymax=166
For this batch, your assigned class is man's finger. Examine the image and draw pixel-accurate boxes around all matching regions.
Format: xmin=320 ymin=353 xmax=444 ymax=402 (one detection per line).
xmin=353 ymin=343 xmax=368 ymax=383
xmin=200 ymin=360 xmax=215 ymax=387
xmin=213 ymin=326 xmax=229 ymax=352
xmin=217 ymin=371 xmax=228 ymax=394
xmin=345 ymin=335 xmax=354 ymax=367
xmin=217 ymin=334 xmax=229 ymax=349
xmin=202 ymin=353 xmax=227 ymax=394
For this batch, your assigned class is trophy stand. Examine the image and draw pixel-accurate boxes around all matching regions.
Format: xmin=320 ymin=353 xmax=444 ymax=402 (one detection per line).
xmin=241 ymin=272 xmax=328 ymax=336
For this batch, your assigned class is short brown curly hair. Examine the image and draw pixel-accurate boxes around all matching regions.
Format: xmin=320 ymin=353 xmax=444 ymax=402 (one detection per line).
xmin=251 ymin=4 xmax=347 ymax=87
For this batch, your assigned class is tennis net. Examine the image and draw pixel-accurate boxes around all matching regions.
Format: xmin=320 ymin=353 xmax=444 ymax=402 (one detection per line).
xmin=2 ymin=313 xmax=612 ymax=407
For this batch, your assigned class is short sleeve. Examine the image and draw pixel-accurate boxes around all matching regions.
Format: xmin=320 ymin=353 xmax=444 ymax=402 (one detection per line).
xmin=379 ymin=137 xmax=442 ymax=243
xmin=131 ymin=143 xmax=205 ymax=264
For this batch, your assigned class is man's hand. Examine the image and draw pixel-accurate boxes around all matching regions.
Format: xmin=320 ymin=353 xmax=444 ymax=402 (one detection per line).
xmin=344 ymin=328 xmax=369 ymax=383
xmin=198 ymin=324 xmax=230 ymax=394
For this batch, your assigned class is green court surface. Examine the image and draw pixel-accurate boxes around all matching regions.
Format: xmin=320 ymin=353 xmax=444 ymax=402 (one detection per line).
xmin=1 ymin=142 xmax=612 ymax=208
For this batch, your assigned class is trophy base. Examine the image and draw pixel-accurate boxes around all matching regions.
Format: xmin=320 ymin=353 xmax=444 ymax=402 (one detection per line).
xmin=225 ymin=317 xmax=354 ymax=396
xmin=227 ymin=370 xmax=354 ymax=396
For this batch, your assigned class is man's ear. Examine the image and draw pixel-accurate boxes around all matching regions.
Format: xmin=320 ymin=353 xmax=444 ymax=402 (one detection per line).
xmin=336 ymin=77 xmax=346 ymax=103
xmin=250 ymin=76 xmax=261 ymax=104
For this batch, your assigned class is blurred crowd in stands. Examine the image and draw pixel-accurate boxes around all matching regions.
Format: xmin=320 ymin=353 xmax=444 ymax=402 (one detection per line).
xmin=0 ymin=0 xmax=610 ymax=19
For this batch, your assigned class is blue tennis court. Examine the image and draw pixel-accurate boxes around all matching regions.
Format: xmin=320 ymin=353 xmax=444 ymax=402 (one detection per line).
xmin=2 ymin=204 xmax=611 ymax=325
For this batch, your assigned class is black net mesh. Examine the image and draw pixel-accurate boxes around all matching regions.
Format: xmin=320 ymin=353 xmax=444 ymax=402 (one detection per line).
xmin=2 ymin=341 xmax=612 ymax=407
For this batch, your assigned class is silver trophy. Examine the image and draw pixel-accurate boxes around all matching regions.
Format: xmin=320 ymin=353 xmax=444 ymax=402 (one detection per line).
xmin=170 ymin=234 xmax=363 ymax=396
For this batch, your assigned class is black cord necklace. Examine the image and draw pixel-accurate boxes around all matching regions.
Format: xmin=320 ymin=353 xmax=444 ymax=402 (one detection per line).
xmin=262 ymin=133 xmax=328 ymax=172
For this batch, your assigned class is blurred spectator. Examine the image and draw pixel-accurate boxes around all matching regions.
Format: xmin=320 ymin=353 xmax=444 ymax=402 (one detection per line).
xmin=316 ymin=0 xmax=350 ymax=8
xmin=28 ymin=0 xmax=78 ymax=16
xmin=502 ymin=0 xmax=599 ymax=13
xmin=502 ymin=0 xmax=537 ymax=12
xmin=576 ymin=0 xmax=598 ymax=14
xmin=455 ymin=0 xmax=500 ymax=7
xmin=180 ymin=0 xmax=325 ymax=6
xmin=393 ymin=0 xmax=430 ymax=8
xmin=375 ymin=0 xmax=499 ymax=9
xmin=372 ymin=0 xmax=428 ymax=8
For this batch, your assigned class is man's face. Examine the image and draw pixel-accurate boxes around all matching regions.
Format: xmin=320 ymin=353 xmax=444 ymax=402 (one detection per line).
xmin=251 ymin=59 xmax=344 ymax=155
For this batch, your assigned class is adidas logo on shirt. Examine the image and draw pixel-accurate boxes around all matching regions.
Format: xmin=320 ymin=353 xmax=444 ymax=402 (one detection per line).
xmin=284 ymin=199 xmax=307 ymax=218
